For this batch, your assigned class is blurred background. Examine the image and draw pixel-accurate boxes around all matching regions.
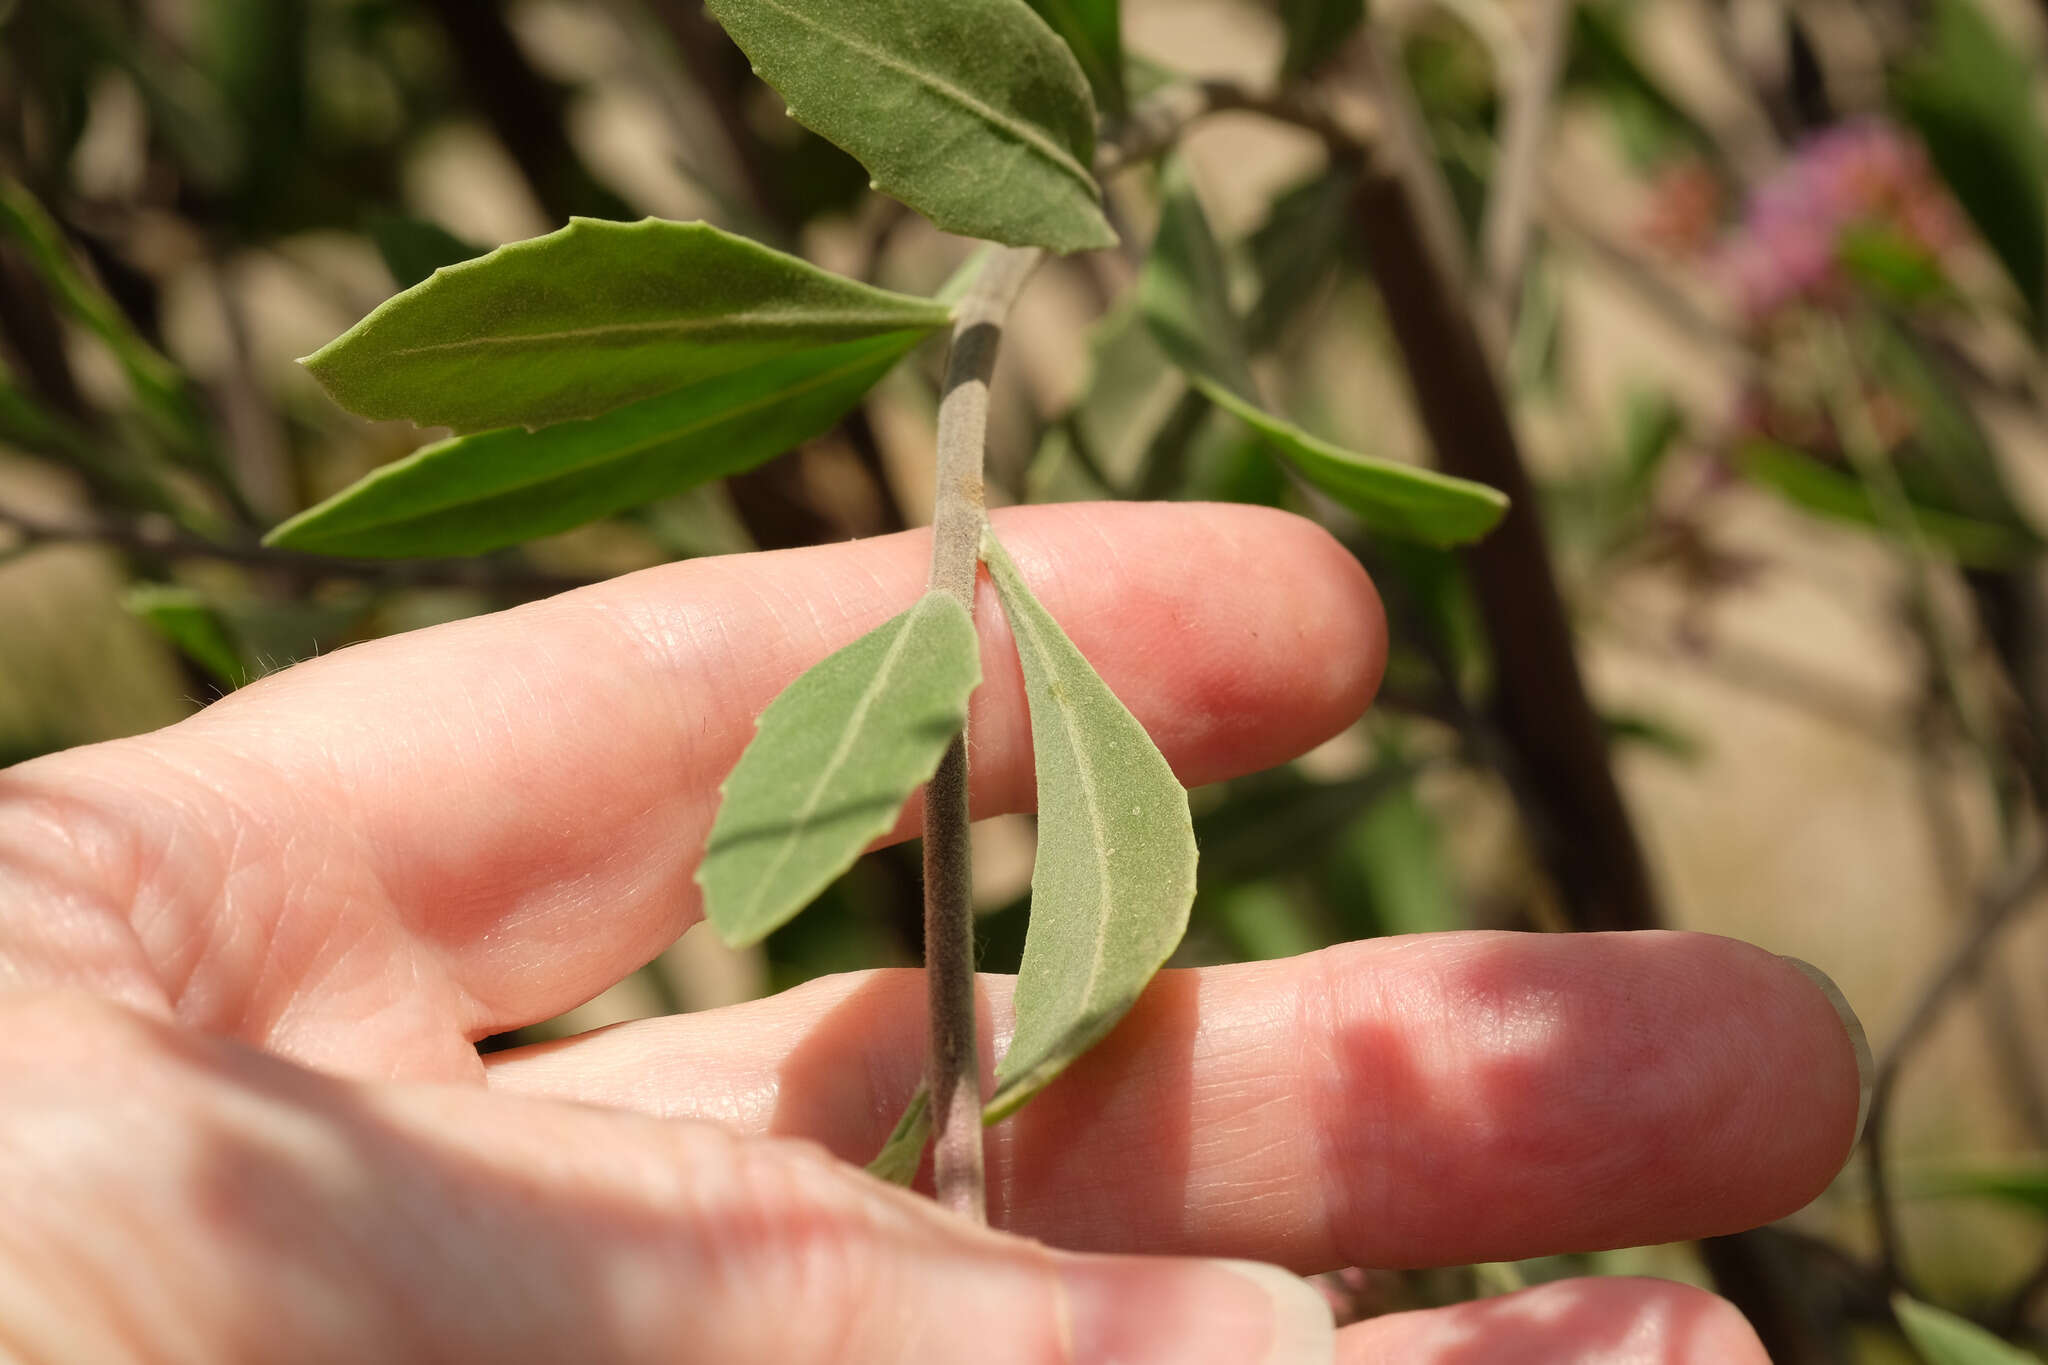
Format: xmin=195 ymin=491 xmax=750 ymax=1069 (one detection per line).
xmin=3 ymin=0 xmax=2047 ymax=1358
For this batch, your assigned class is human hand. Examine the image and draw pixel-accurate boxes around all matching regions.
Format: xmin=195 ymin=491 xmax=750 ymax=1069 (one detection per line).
xmin=0 ymin=503 xmax=1865 ymax=1363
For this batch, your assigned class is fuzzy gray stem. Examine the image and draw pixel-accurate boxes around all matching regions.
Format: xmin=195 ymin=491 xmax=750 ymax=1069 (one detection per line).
xmin=924 ymin=245 xmax=1040 ymax=1222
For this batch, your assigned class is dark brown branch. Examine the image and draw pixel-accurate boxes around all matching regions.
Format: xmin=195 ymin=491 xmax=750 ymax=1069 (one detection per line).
xmin=0 ymin=504 xmax=597 ymax=597
xmin=1339 ymin=38 xmax=1663 ymax=934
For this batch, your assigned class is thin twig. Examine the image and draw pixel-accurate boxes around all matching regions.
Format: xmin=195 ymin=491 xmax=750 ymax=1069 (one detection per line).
xmin=923 ymin=245 xmax=1040 ymax=1223
xmin=1478 ymin=0 xmax=1573 ymax=342
xmin=0 ymin=504 xmax=596 ymax=596
xmin=1095 ymin=78 xmax=1370 ymax=177
xmin=1864 ymin=845 xmax=2048 ymax=1289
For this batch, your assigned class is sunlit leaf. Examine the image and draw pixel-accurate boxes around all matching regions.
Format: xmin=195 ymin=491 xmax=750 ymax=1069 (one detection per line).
xmin=1194 ymin=377 xmax=1510 ymax=546
xmin=267 ymin=332 xmax=920 ymax=557
xmin=1893 ymin=1294 xmax=2042 ymax=1365
xmin=700 ymin=593 xmax=981 ymax=948
xmin=981 ymin=530 xmax=1195 ymax=1122
xmin=705 ymin=0 xmax=1114 ymax=252
xmin=1894 ymin=0 xmax=2048 ymax=333
xmin=1026 ymin=0 xmax=1124 ymax=118
xmin=302 ymin=216 xmax=952 ymax=434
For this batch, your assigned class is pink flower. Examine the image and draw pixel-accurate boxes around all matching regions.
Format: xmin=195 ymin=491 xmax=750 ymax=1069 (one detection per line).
xmin=1717 ymin=119 xmax=1962 ymax=323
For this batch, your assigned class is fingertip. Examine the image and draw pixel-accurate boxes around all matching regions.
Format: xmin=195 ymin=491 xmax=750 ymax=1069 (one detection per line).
xmin=1337 ymin=1278 xmax=1766 ymax=1365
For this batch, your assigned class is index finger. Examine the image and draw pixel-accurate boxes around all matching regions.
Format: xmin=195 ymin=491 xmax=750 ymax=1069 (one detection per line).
xmin=0 ymin=503 xmax=1383 ymax=1057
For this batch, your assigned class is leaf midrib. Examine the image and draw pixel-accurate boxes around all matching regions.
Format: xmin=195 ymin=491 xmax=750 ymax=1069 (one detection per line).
xmin=377 ymin=307 xmax=946 ymax=360
xmin=1005 ymin=590 xmax=1116 ymax=1072
xmin=743 ymin=0 xmax=1097 ymax=197
xmin=290 ymin=343 xmax=904 ymax=536
xmin=727 ymin=599 xmax=933 ymax=931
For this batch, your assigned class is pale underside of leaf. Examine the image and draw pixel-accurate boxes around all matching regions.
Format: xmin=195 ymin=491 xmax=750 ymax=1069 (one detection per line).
xmin=302 ymin=216 xmax=952 ymax=434
xmin=1891 ymin=1292 xmax=2042 ymax=1365
xmin=866 ymin=1084 xmax=932 ymax=1185
xmin=706 ymin=0 xmax=1115 ymax=253
xmin=981 ymin=531 xmax=1195 ymax=1122
xmin=266 ymin=331 xmax=920 ymax=557
xmin=699 ymin=592 xmax=981 ymax=948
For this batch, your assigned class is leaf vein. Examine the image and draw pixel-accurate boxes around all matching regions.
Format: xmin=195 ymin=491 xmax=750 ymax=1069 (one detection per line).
xmin=381 ymin=308 xmax=944 ymax=359
xmin=742 ymin=0 xmax=1098 ymax=196
xmin=728 ymin=601 xmax=932 ymax=928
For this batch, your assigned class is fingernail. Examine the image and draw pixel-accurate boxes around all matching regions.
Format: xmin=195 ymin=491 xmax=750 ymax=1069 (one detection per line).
xmin=1210 ymin=1260 xmax=1339 ymax=1364
xmin=1782 ymin=955 xmax=1873 ymax=1145
xmin=1059 ymin=1255 xmax=1335 ymax=1364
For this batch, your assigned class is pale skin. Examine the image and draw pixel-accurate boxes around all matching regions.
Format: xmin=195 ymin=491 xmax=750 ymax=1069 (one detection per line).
xmin=0 ymin=502 xmax=1864 ymax=1363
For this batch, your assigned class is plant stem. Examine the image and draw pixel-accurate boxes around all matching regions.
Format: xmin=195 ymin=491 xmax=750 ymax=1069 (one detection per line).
xmin=924 ymin=244 xmax=1040 ymax=1223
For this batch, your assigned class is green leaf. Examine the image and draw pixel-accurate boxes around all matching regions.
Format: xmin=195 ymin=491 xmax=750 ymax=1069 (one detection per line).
xmin=1193 ymin=377 xmax=1510 ymax=546
xmin=699 ymin=593 xmax=981 ymax=948
xmin=0 ymin=179 xmax=208 ymax=458
xmin=1139 ymin=158 xmax=1259 ymax=401
xmin=1735 ymin=439 xmax=2041 ymax=568
xmin=302 ymin=217 xmax=953 ymax=434
xmin=981 ymin=531 xmax=1195 ymax=1122
xmin=1893 ymin=0 xmax=2048 ymax=333
xmin=367 ymin=214 xmax=487 ymax=291
xmin=866 ymin=1085 xmax=932 ymax=1185
xmin=1026 ymin=0 xmax=1124 ymax=118
xmin=1863 ymin=317 xmax=2036 ymax=536
xmin=267 ymin=332 xmax=920 ymax=557
xmin=1893 ymin=1294 xmax=2043 ymax=1365
xmin=1908 ymin=1159 xmax=2048 ymax=1217
xmin=1343 ymin=780 xmax=1459 ymax=938
xmin=704 ymin=0 xmax=1114 ymax=253
xmin=1279 ymin=0 xmax=1364 ymax=80
xmin=123 ymin=586 xmax=249 ymax=690
xmin=1566 ymin=3 xmax=1720 ymax=167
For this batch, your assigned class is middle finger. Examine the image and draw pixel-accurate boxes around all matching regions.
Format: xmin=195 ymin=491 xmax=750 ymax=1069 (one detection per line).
xmin=484 ymin=930 xmax=1865 ymax=1270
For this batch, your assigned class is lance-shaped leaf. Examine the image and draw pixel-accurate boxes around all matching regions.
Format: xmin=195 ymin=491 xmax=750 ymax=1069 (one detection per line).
xmin=1025 ymin=0 xmax=1125 ymax=118
xmin=302 ymin=217 xmax=953 ymax=434
xmin=124 ymin=586 xmax=249 ymax=690
xmin=1894 ymin=0 xmax=2048 ymax=334
xmin=266 ymin=332 xmax=921 ymax=557
xmin=981 ymin=531 xmax=1195 ymax=1122
xmin=1735 ymin=440 xmax=2040 ymax=569
xmin=866 ymin=1085 xmax=932 ymax=1186
xmin=1137 ymin=164 xmax=1506 ymax=545
xmin=1194 ymin=377 xmax=1509 ymax=547
xmin=1892 ymin=1294 xmax=2041 ymax=1365
xmin=700 ymin=593 xmax=981 ymax=947
xmin=1139 ymin=158 xmax=1259 ymax=400
xmin=705 ymin=0 xmax=1115 ymax=253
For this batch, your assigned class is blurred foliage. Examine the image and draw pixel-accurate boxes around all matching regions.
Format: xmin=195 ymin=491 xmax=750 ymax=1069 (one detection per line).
xmin=4 ymin=0 xmax=2048 ymax=1358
